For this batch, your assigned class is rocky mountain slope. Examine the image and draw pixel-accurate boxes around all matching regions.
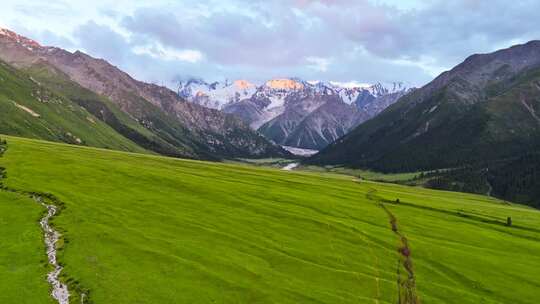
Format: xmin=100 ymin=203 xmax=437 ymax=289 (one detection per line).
xmin=0 ymin=27 xmax=288 ymax=159
xmin=179 ymin=78 xmax=410 ymax=149
xmin=308 ymin=40 xmax=540 ymax=207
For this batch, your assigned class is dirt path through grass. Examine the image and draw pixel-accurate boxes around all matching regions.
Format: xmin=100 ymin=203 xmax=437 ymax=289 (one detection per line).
xmin=366 ymin=188 xmax=420 ymax=304
xmin=380 ymin=203 xmax=419 ymax=304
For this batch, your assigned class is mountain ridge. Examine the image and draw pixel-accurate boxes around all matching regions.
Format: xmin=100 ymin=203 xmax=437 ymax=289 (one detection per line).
xmin=308 ymin=40 xmax=540 ymax=207
xmin=0 ymin=27 xmax=289 ymax=159
xmin=179 ymin=76 xmax=411 ymax=149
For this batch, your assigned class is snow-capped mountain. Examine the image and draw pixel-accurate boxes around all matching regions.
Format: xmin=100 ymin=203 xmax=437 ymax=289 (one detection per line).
xmin=178 ymin=79 xmax=257 ymax=109
xmin=179 ymin=78 xmax=409 ymax=110
xmin=178 ymin=77 xmax=412 ymax=149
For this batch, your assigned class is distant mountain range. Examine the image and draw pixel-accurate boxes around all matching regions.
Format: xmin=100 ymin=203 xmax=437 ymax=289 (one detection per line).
xmin=178 ymin=78 xmax=411 ymax=149
xmin=308 ymin=40 xmax=540 ymax=208
xmin=0 ymin=27 xmax=289 ymax=160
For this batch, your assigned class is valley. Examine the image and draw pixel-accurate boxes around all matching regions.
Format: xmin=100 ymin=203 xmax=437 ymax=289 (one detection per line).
xmin=1 ymin=2 xmax=540 ymax=303
xmin=178 ymin=78 xmax=410 ymax=149
xmin=1 ymin=135 xmax=539 ymax=303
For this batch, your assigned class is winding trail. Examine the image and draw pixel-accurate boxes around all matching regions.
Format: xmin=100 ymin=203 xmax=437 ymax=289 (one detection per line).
xmin=380 ymin=203 xmax=419 ymax=304
xmin=34 ymin=195 xmax=70 ymax=304
xmin=366 ymin=189 xmax=420 ymax=304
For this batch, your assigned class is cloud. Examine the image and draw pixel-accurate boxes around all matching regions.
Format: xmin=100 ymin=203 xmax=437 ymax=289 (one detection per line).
xmin=74 ymin=21 xmax=131 ymax=63
xmin=301 ymin=0 xmax=540 ymax=68
xmin=121 ymin=7 xmax=341 ymax=68
xmin=306 ymin=57 xmax=331 ymax=72
xmin=132 ymin=44 xmax=203 ymax=63
xmin=5 ymin=0 xmax=540 ymax=87
xmin=115 ymin=0 xmax=540 ymax=85
xmin=14 ymin=1 xmax=73 ymax=18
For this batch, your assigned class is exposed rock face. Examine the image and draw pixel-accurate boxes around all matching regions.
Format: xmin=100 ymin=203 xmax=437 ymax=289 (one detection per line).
xmin=0 ymin=27 xmax=289 ymax=159
xmin=282 ymin=96 xmax=368 ymax=149
xmin=179 ymin=77 xmax=410 ymax=149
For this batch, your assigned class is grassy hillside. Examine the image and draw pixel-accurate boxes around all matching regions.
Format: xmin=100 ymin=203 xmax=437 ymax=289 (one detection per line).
xmin=298 ymin=165 xmax=420 ymax=183
xmin=0 ymin=135 xmax=539 ymax=303
xmin=309 ymin=67 xmax=540 ymax=173
xmin=0 ymin=61 xmax=146 ymax=153
xmin=308 ymin=57 xmax=540 ymax=208
xmin=24 ymin=63 xmax=201 ymax=159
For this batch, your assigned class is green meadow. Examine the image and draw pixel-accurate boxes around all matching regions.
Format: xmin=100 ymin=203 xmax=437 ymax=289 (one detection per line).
xmin=0 ymin=190 xmax=52 ymax=304
xmin=0 ymin=135 xmax=539 ymax=303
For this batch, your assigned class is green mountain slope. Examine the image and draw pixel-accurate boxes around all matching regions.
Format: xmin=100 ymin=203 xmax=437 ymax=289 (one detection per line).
xmin=1 ymin=135 xmax=539 ymax=303
xmin=0 ymin=60 xmax=146 ymax=152
xmin=0 ymin=27 xmax=290 ymax=160
xmin=309 ymin=41 xmax=540 ymax=207
xmin=24 ymin=62 xmax=209 ymax=159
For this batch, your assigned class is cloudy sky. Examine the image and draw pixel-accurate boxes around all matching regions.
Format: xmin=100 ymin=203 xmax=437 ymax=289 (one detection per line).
xmin=1 ymin=0 xmax=539 ymax=87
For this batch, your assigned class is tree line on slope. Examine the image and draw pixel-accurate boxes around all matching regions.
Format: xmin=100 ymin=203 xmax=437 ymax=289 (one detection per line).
xmin=423 ymin=152 xmax=540 ymax=209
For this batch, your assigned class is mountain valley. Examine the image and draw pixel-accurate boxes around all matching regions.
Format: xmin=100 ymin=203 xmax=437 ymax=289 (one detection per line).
xmin=1 ymin=3 xmax=540 ymax=303
xmin=0 ymin=28 xmax=289 ymax=160
xmin=179 ymin=78 xmax=410 ymax=149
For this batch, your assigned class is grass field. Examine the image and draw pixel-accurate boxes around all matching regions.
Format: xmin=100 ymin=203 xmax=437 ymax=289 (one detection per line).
xmin=0 ymin=135 xmax=539 ymax=303
xmin=0 ymin=190 xmax=52 ymax=304
xmin=298 ymin=165 xmax=420 ymax=182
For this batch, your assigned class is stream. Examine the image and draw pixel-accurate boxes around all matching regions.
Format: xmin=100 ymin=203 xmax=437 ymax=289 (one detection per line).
xmin=282 ymin=163 xmax=299 ymax=171
xmin=35 ymin=196 xmax=70 ymax=304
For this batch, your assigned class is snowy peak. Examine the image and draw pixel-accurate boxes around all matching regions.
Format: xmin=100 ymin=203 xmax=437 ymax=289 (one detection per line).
xmin=265 ymin=79 xmax=304 ymax=90
xmin=177 ymin=78 xmax=257 ymax=109
xmin=368 ymin=82 xmax=409 ymax=97
xmin=321 ymin=81 xmax=410 ymax=105
xmin=178 ymin=77 xmax=411 ymax=110
xmin=329 ymin=81 xmax=372 ymax=89
xmin=234 ymin=79 xmax=256 ymax=90
xmin=177 ymin=77 xmax=412 ymax=150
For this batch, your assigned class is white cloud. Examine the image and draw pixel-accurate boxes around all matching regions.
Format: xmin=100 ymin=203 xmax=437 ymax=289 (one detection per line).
xmin=306 ymin=56 xmax=331 ymax=72
xmin=133 ymin=44 xmax=203 ymax=63
xmin=391 ymin=55 xmax=447 ymax=77
xmin=3 ymin=0 xmax=538 ymax=86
